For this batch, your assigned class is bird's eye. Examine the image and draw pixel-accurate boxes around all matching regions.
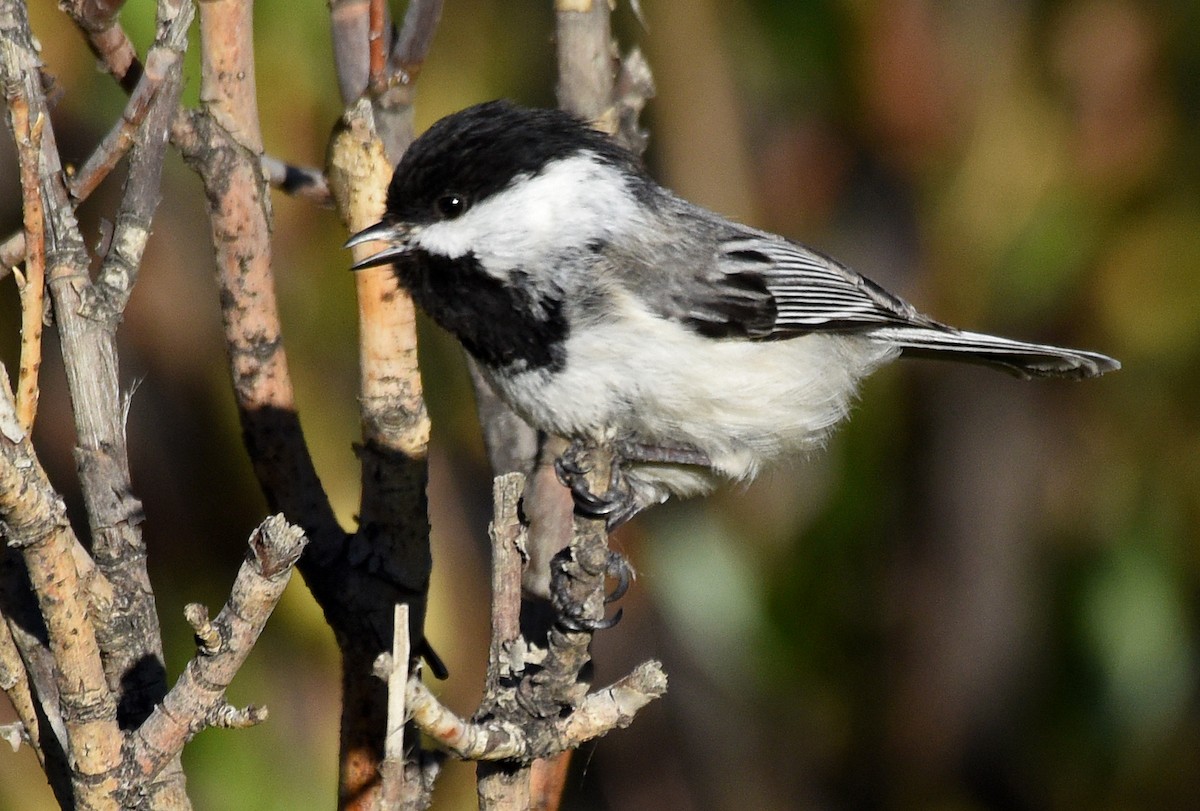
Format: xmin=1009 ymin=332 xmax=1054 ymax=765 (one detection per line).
xmin=436 ymin=193 xmax=466 ymax=219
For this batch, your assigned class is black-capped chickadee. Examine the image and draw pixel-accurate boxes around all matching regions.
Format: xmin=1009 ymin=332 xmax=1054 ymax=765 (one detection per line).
xmin=347 ymin=100 xmax=1119 ymax=527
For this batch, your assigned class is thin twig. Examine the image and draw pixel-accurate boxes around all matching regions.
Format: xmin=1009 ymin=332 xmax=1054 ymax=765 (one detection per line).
xmin=85 ymin=0 xmax=192 ymax=324
xmin=408 ymin=661 xmax=666 ymax=762
xmin=66 ymin=5 xmax=190 ymax=205
xmin=261 ymin=154 xmax=333 ymax=206
xmin=126 ymin=515 xmax=307 ymax=784
xmin=378 ymin=603 xmax=411 ymax=807
xmin=5 ymin=89 xmax=44 ymax=432
xmin=0 ymin=607 xmax=43 ymax=764
xmin=367 ymin=0 xmax=388 ymax=95
xmin=388 ymin=0 xmax=443 ymax=85
xmin=477 ymin=474 xmax=534 ymax=808
xmin=60 ymin=0 xmax=142 ymax=92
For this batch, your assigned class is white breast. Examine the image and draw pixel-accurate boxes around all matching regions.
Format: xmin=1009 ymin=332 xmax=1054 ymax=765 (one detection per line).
xmin=487 ymin=291 xmax=899 ymax=502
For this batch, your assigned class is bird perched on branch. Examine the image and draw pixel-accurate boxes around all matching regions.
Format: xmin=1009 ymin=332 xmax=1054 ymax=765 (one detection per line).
xmin=347 ymin=100 xmax=1119 ymax=529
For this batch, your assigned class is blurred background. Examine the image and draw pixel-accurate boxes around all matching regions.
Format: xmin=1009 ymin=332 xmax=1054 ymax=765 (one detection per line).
xmin=2 ymin=0 xmax=1198 ymax=808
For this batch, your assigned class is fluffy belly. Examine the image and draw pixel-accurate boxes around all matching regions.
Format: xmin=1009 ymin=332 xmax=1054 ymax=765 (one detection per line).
xmin=488 ymin=311 xmax=898 ymax=492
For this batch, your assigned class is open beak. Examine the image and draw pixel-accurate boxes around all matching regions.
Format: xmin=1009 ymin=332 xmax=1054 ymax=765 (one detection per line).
xmin=345 ymin=220 xmax=414 ymax=270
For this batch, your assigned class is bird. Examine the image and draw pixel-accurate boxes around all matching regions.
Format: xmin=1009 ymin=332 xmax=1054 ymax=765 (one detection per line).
xmin=346 ymin=99 xmax=1119 ymax=529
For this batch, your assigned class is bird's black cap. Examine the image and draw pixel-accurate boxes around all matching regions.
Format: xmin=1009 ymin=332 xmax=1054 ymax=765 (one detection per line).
xmin=383 ymin=100 xmax=646 ymax=225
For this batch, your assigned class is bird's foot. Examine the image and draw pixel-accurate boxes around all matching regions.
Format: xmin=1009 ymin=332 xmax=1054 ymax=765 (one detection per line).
xmin=553 ymin=438 xmax=713 ymax=531
xmin=554 ymin=550 xmax=634 ymax=632
xmin=554 ymin=440 xmax=637 ymax=530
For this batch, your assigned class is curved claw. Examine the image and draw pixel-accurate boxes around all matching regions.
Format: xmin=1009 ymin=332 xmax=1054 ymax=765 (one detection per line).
xmin=558 ymin=606 xmax=623 ymax=633
xmin=554 ymin=452 xmax=629 ymax=518
xmin=604 ymin=551 xmax=633 ymax=604
xmin=553 ymin=452 xmax=590 ymax=483
xmin=570 ymin=478 xmax=623 ymax=517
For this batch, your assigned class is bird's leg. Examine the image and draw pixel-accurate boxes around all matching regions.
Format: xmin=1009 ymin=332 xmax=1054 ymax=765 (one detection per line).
xmin=612 ymin=439 xmax=713 ymax=468
xmin=554 ymin=438 xmax=713 ymax=530
xmin=551 ymin=438 xmax=711 ymax=632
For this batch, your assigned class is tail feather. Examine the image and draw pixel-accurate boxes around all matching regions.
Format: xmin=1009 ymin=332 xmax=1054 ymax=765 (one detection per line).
xmin=870 ymin=326 xmax=1121 ymax=380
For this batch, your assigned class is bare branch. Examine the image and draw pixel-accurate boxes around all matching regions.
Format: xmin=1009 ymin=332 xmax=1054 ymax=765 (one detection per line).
xmin=85 ymin=0 xmax=192 ymax=324
xmin=367 ymin=0 xmax=388 ymax=94
xmin=0 ymin=543 xmax=72 ymax=806
xmin=555 ymin=0 xmax=617 ymax=122
xmin=0 ymin=607 xmax=43 ymax=761
xmin=389 ymin=0 xmax=444 ymax=85
xmin=67 ymin=3 xmax=190 ymax=205
xmin=60 ymin=0 xmax=142 ymax=93
xmin=23 ymin=3 xmax=195 ymax=756
xmin=408 ymin=662 xmax=666 ymax=762
xmin=197 ymin=0 xmax=262 ymax=153
xmin=182 ymin=0 xmax=343 ymax=551
xmin=261 ymin=154 xmax=333 ymax=206
xmin=0 ymin=367 xmax=121 ymax=811
xmin=409 ymin=472 xmax=666 ymax=806
xmin=5 ymin=84 xmax=45 ymax=432
xmin=378 ymin=603 xmax=411 ymax=807
xmin=409 ymin=680 xmax=528 ymax=761
xmin=127 ymin=515 xmax=307 ymax=783
xmin=327 ymin=90 xmax=435 ymax=811
xmin=477 ymin=474 xmax=535 ymax=807
xmin=330 ymin=0 xmax=378 ymax=105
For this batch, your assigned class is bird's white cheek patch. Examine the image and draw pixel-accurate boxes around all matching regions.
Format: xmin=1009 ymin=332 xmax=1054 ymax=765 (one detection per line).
xmin=415 ymin=216 xmax=489 ymax=261
xmin=414 ymin=155 xmax=642 ymax=268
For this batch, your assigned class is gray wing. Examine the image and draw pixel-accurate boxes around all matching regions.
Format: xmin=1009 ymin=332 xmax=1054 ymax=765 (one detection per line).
xmin=687 ymin=233 xmax=938 ymax=338
xmin=673 ymin=230 xmax=1120 ymax=380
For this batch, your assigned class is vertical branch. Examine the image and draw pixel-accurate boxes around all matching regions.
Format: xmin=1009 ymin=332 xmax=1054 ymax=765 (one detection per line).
xmin=327 ymin=4 xmax=443 ymax=809
xmin=374 ymin=0 xmax=442 ymax=160
xmin=476 ymin=475 xmax=533 ymax=809
xmin=511 ymin=5 xmax=656 ymax=809
xmin=7 ymin=92 xmax=44 ymax=432
xmin=330 ymin=0 xmax=380 ymax=105
xmin=388 ymin=0 xmax=444 ymax=85
xmin=539 ymin=12 xmax=624 ymax=808
xmin=555 ymin=0 xmax=617 ymax=121
xmin=367 ymin=0 xmax=388 ymax=94
xmin=0 ymin=480 xmax=72 ymax=807
xmin=377 ymin=603 xmax=411 ymax=807
xmin=0 ymin=387 xmax=121 ymax=809
xmin=4 ymin=2 xmax=201 ymax=806
xmin=52 ymin=1 xmax=192 ymax=752
xmin=327 ymin=98 xmax=432 ymax=808
xmin=180 ymin=0 xmax=342 ymax=549
xmin=0 ymin=611 xmax=40 ymax=761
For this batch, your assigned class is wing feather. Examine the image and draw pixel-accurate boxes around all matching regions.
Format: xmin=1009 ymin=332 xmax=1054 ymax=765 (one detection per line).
xmin=674 ymin=230 xmax=1118 ymax=379
xmin=715 ymin=234 xmax=937 ymax=333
